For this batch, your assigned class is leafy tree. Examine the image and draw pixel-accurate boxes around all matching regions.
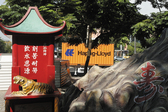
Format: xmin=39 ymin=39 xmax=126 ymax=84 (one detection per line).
xmin=0 ymin=4 xmax=28 ymax=25
xmin=111 ymin=36 xmax=130 ymax=50
xmin=60 ymin=0 xmax=146 ymax=44
xmin=0 ymin=0 xmax=72 ymax=33
xmin=60 ymin=0 xmax=146 ymax=73
xmin=0 ymin=38 xmax=11 ymax=53
xmin=0 ymin=0 xmax=60 ymax=25
xmin=0 ymin=0 xmax=146 ymax=74
xmin=39 ymin=3 xmax=77 ymax=33
xmin=39 ymin=0 xmax=145 ymax=73
xmin=0 ymin=38 xmax=6 ymax=53
xmin=134 ymin=0 xmax=168 ymax=11
xmin=127 ymin=42 xmax=145 ymax=56
xmin=131 ymin=0 xmax=168 ymax=49
xmin=132 ymin=11 xmax=168 ymax=48
xmin=5 ymin=42 xmax=12 ymax=53
xmin=5 ymin=0 xmax=55 ymax=7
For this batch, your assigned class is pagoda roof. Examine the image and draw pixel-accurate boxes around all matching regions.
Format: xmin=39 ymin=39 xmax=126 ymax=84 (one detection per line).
xmin=0 ymin=7 xmax=66 ymax=35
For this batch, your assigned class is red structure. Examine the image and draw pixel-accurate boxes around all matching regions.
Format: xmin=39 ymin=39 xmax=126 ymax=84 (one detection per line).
xmin=0 ymin=7 xmax=65 ymax=112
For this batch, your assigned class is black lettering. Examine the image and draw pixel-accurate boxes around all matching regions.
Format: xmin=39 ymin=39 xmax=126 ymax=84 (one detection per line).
xmin=104 ymin=52 xmax=107 ymax=57
xmin=102 ymin=52 xmax=105 ymax=56
xmin=79 ymin=51 xmax=111 ymax=57
xmin=84 ymin=52 xmax=87 ymax=56
xmin=108 ymin=52 xmax=111 ymax=56
xmin=78 ymin=51 xmax=82 ymax=55
xmin=92 ymin=52 xmax=95 ymax=56
xmin=96 ymin=51 xmax=98 ymax=56
xmin=100 ymin=51 xmax=102 ymax=56
xmin=97 ymin=51 xmax=100 ymax=56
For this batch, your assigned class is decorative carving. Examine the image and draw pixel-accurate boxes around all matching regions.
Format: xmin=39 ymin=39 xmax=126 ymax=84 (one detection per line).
xmin=12 ymin=76 xmax=54 ymax=96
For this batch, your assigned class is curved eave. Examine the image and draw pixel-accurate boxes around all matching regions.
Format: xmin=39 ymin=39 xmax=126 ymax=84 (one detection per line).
xmin=0 ymin=7 xmax=66 ymax=35
xmin=0 ymin=21 xmax=66 ymax=35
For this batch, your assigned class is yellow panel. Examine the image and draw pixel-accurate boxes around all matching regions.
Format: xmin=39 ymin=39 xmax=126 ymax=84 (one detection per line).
xmin=62 ymin=43 xmax=114 ymax=66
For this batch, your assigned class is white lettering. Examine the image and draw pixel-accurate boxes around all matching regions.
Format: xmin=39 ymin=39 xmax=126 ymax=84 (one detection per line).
xmin=24 ymin=45 xmax=30 ymax=52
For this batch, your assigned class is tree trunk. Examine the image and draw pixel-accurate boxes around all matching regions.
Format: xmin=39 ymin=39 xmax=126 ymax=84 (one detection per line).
xmin=84 ymin=25 xmax=91 ymax=74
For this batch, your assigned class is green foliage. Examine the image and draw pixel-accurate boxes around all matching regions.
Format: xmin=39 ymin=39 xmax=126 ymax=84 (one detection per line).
xmin=5 ymin=0 xmax=55 ymax=7
xmin=39 ymin=4 xmax=59 ymax=26
xmin=0 ymin=0 xmax=146 ymax=48
xmin=56 ymin=13 xmax=77 ymax=33
xmin=60 ymin=0 xmax=146 ymax=48
xmin=132 ymin=11 xmax=168 ymax=48
xmin=0 ymin=0 xmax=58 ymax=25
xmin=134 ymin=0 xmax=168 ymax=10
xmin=111 ymin=36 xmax=130 ymax=49
xmin=5 ymin=43 xmax=12 ymax=53
xmin=127 ymin=42 xmax=145 ymax=56
xmin=39 ymin=3 xmax=78 ymax=35
xmin=0 ymin=39 xmax=12 ymax=53
xmin=0 ymin=4 xmax=27 ymax=25
xmin=0 ymin=0 xmax=77 ymax=35
xmin=130 ymin=0 xmax=168 ymax=48
xmin=0 ymin=39 xmax=6 ymax=53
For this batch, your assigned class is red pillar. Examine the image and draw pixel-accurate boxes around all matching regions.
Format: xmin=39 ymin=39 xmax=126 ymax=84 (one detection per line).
xmin=12 ymin=36 xmax=20 ymax=91
xmin=47 ymin=37 xmax=55 ymax=89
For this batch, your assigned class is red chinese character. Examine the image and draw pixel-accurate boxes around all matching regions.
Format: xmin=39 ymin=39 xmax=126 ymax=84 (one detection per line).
xmin=133 ymin=62 xmax=164 ymax=103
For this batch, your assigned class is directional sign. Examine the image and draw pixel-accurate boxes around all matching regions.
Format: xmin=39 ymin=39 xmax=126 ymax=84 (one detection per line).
xmin=65 ymin=49 xmax=74 ymax=56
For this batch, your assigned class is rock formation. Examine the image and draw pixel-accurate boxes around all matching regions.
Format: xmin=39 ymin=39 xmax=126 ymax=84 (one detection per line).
xmin=60 ymin=28 xmax=168 ymax=112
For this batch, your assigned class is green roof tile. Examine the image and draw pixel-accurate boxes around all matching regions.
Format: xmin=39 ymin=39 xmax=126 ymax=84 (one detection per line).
xmin=5 ymin=9 xmax=61 ymax=32
xmin=0 ymin=7 xmax=65 ymax=35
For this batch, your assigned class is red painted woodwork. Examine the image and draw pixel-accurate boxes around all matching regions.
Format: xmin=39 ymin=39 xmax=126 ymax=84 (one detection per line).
xmin=0 ymin=6 xmax=66 ymax=92
xmin=1 ymin=6 xmax=65 ymax=112
xmin=11 ymin=35 xmax=56 ymax=91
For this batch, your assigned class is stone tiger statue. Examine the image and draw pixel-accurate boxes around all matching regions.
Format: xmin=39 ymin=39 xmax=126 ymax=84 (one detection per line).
xmin=11 ymin=75 xmax=54 ymax=96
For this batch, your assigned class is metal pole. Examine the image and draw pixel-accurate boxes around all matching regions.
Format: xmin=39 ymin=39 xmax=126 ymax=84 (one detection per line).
xmin=86 ymin=25 xmax=89 ymax=47
xmin=134 ymin=36 xmax=136 ymax=54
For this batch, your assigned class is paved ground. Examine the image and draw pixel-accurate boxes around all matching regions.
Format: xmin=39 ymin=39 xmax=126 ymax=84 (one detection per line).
xmin=0 ymin=91 xmax=6 ymax=112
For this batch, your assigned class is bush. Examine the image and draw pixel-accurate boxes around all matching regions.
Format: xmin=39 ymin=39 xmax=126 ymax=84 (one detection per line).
xmin=0 ymin=38 xmax=12 ymax=53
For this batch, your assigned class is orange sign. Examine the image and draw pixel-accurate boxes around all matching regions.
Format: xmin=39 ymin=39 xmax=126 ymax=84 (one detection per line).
xmin=62 ymin=43 xmax=114 ymax=66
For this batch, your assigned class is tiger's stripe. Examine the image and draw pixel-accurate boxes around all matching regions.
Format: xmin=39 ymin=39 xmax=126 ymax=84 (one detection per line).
xmin=11 ymin=76 xmax=54 ymax=96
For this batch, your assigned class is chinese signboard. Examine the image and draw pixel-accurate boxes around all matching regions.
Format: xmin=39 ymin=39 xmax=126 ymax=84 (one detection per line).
xmin=16 ymin=36 xmax=50 ymax=82
xmin=23 ymin=45 xmax=47 ymax=75
xmin=11 ymin=36 xmax=56 ymax=91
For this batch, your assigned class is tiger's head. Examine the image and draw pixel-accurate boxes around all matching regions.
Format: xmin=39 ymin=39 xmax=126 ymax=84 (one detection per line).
xmin=13 ymin=75 xmax=28 ymax=86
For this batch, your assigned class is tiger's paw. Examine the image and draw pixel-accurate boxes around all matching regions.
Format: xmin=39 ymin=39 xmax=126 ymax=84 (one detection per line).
xmin=11 ymin=91 xmax=27 ymax=96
